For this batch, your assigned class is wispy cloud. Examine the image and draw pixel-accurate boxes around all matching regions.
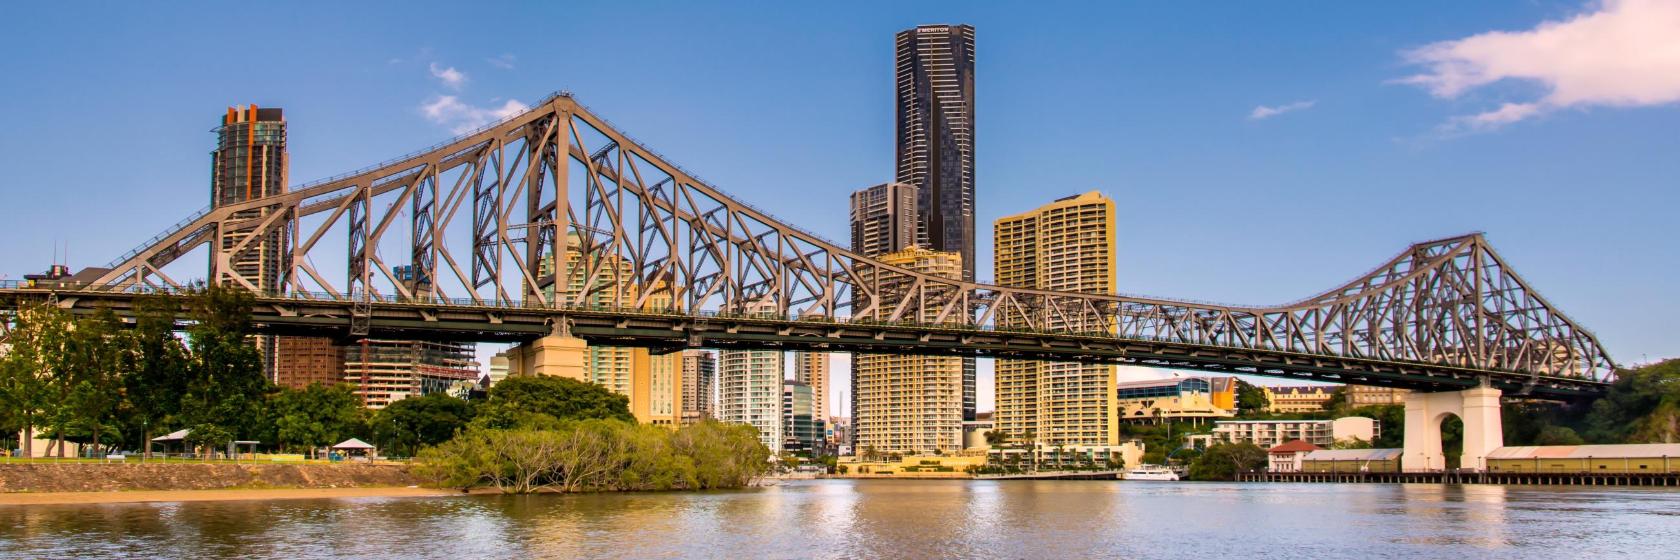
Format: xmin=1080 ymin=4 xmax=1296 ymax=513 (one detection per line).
xmin=487 ymin=53 xmax=516 ymax=70
xmin=1397 ymin=0 xmax=1680 ymax=132
xmin=428 ymin=62 xmax=467 ymax=90
xmin=1249 ymin=100 xmax=1316 ymax=120
xmin=420 ymin=95 xmax=529 ymax=134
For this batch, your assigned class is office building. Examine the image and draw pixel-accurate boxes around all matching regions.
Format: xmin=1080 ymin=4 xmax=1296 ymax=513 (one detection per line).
xmin=342 ymin=339 xmax=479 ymax=409
xmin=993 ymin=191 xmax=1119 ymax=447
xmin=681 ymin=350 xmax=717 ymax=424
xmin=210 ymin=104 xmax=288 ymax=292
xmin=793 ymin=351 xmax=830 ymax=422
xmin=486 ymin=352 xmax=511 ymax=387
xmin=1114 ymin=377 xmax=1235 ymax=425
xmin=852 ymin=247 xmax=966 ymax=455
xmin=783 ymin=380 xmax=821 ymax=455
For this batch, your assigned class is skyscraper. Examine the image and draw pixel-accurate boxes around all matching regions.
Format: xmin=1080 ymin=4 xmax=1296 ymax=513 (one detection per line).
xmin=793 ymin=351 xmax=830 ymax=421
xmin=210 ymin=105 xmax=288 ymax=291
xmin=994 ymin=192 xmax=1119 ymax=448
xmin=719 ymin=346 xmax=785 ymax=454
xmin=851 ymin=247 xmax=966 ymax=455
xmin=849 ymin=182 xmax=919 ymax=258
xmin=896 ymin=24 xmax=976 ymax=282
xmin=681 ymin=350 xmax=717 ymax=424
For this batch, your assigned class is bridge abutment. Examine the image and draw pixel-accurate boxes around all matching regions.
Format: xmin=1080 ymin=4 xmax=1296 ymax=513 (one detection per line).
xmin=1402 ymin=386 xmax=1503 ymax=472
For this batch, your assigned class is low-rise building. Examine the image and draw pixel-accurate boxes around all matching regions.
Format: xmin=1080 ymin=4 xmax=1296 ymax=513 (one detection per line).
xmin=1267 ymin=439 xmax=1321 ymax=472
xmin=1300 ymin=448 xmax=1403 ymax=473
xmin=1211 ymin=417 xmax=1378 ymax=449
xmin=1346 ymin=385 xmax=1410 ymax=406
xmin=1486 ymin=444 xmax=1680 ymax=474
xmin=987 ymin=442 xmax=1147 ymax=471
xmin=1266 ymin=386 xmax=1334 ymax=414
xmin=1114 ymin=377 xmax=1234 ymax=425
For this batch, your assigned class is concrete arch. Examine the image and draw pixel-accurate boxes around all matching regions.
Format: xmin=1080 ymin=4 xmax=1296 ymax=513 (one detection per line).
xmin=1402 ymin=386 xmax=1503 ymax=472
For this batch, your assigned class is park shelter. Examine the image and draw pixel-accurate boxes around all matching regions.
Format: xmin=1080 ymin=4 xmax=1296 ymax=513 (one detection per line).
xmin=150 ymin=429 xmax=190 ymax=454
xmin=330 ymin=438 xmax=377 ymax=459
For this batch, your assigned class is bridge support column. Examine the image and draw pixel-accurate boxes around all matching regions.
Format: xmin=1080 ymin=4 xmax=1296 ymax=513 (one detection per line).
xmin=1402 ymin=386 xmax=1503 ymax=472
xmin=507 ymin=334 xmax=588 ymax=379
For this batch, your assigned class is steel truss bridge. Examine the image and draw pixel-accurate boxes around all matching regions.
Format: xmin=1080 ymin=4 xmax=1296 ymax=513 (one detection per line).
xmin=0 ymin=92 xmax=1616 ymax=399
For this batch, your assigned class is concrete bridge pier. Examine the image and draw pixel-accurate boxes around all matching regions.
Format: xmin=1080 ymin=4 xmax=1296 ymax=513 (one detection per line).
xmin=1402 ymin=385 xmax=1503 ymax=472
xmin=504 ymin=333 xmax=588 ymax=379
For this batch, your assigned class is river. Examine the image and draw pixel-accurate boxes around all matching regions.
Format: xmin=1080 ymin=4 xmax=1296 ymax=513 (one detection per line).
xmin=3 ymin=480 xmax=1677 ymax=559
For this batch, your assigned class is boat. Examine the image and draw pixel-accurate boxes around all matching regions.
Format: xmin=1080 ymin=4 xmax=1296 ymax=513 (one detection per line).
xmin=1122 ymin=465 xmax=1180 ymax=481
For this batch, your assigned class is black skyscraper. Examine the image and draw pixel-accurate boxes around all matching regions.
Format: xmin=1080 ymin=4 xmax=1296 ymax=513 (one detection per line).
xmin=896 ymin=24 xmax=977 ymax=420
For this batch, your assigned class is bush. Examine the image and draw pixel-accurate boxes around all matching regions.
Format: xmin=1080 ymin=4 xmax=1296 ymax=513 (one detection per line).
xmin=414 ymin=419 xmax=769 ymax=493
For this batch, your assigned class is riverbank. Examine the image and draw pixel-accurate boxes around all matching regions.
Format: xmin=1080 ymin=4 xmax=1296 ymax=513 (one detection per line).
xmin=0 ymin=486 xmax=456 ymax=506
xmin=0 ymin=462 xmax=422 ymax=493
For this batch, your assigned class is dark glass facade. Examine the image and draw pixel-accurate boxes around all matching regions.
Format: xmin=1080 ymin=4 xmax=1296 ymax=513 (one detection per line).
xmin=895 ymin=24 xmax=977 ymax=421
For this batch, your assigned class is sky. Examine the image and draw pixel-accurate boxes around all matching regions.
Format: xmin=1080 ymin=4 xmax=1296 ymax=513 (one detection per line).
xmin=2 ymin=1 xmax=1676 ymax=415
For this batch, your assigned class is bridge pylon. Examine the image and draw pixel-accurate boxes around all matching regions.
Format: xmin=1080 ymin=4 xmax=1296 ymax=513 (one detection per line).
xmin=1402 ymin=386 xmax=1504 ymax=472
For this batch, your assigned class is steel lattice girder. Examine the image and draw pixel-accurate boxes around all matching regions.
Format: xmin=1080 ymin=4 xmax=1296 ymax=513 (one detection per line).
xmin=46 ymin=92 xmax=1613 ymax=387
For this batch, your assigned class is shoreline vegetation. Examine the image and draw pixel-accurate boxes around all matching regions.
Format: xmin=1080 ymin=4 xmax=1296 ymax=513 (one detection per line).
xmin=0 ymin=486 xmax=456 ymax=506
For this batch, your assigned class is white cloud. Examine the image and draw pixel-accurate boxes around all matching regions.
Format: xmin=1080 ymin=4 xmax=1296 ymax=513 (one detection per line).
xmin=420 ymin=95 xmax=529 ymax=134
xmin=1249 ymin=100 xmax=1316 ymax=120
xmin=428 ymin=62 xmax=467 ymax=89
xmin=487 ymin=53 xmax=516 ymax=70
xmin=1398 ymin=0 xmax=1680 ymax=131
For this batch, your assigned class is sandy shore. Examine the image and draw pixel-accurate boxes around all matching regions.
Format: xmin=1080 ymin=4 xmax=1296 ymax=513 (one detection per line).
xmin=0 ymin=486 xmax=458 ymax=506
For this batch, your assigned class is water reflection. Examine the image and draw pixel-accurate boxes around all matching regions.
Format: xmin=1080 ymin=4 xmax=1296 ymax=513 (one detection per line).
xmin=1 ymin=481 xmax=1677 ymax=559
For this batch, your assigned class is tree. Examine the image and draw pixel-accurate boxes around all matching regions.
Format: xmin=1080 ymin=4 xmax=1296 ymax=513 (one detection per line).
xmin=1322 ymin=386 xmax=1349 ymax=414
xmin=1234 ymin=380 xmax=1270 ymax=417
xmin=1585 ymin=359 xmax=1680 ymax=444
xmin=1187 ymin=442 xmax=1267 ymax=481
xmin=125 ymin=294 xmax=192 ymax=458
xmin=63 ymin=309 xmax=132 ymax=456
xmin=181 ymin=285 xmax=269 ymax=439
xmin=472 ymin=375 xmax=633 ymax=429
xmin=0 ymin=303 xmax=69 ymax=458
xmin=273 ymin=384 xmax=363 ymax=458
xmin=184 ymin=423 xmax=233 ymax=460
xmin=1533 ymin=425 xmax=1585 ymax=446
xmin=371 ymin=393 xmax=477 ymax=456
xmin=984 ymin=429 xmax=1010 ymax=448
xmin=1331 ymin=437 xmax=1373 ymax=449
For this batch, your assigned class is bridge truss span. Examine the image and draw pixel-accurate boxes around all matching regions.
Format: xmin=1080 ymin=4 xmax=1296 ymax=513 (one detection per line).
xmin=11 ymin=92 xmax=1611 ymax=396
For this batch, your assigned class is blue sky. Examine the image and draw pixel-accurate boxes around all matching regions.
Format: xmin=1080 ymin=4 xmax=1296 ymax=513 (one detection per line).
xmin=2 ymin=1 xmax=1676 ymax=411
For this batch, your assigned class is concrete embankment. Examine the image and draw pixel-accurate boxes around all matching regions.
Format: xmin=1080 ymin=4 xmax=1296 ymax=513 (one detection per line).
xmin=0 ymin=463 xmax=422 ymax=493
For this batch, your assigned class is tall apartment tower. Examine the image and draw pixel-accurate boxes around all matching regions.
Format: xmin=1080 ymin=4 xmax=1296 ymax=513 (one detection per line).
xmin=719 ymin=347 xmax=785 ymax=454
xmin=793 ymin=351 xmax=830 ymax=422
xmin=994 ymin=192 xmax=1119 ymax=448
xmin=680 ymin=350 xmax=717 ymax=424
xmin=210 ymin=105 xmax=289 ymax=291
xmin=849 ymin=182 xmax=919 ymax=258
xmin=851 ymin=247 xmax=966 ymax=455
xmin=896 ymin=24 xmax=976 ymax=281
xmin=897 ymin=26 xmax=978 ymax=420
xmin=541 ymin=234 xmax=684 ymax=426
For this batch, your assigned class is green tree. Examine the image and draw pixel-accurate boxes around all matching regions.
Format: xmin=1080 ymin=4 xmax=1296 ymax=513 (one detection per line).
xmin=984 ymin=429 xmax=1010 ymax=447
xmin=0 ymin=303 xmax=69 ymax=457
xmin=63 ymin=309 xmax=132 ymax=456
xmin=370 ymin=393 xmax=477 ymax=456
xmin=473 ymin=375 xmax=632 ymax=429
xmin=1234 ymin=380 xmax=1270 ymax=417
xmin=1187 ymin=442 xmax=1267 ymax=481
xmin=273 ymin=383 xmax=363 ymax=458
xmin=181 ymin=285 xmax=269 ymax=440
xmin=1533 ymin=425 xmax=1586 ymax=446
xmin=184 ymin=423 xmax=233 ymax=460
xmin=125 ymin=294 xmax=192 ymax=458
xmin=1585 ymin=359 xmax=1680 ymax=444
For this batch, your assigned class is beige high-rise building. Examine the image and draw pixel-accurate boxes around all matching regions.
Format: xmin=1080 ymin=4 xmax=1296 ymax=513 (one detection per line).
xmin=538 ymin=236 xmax=683 ymax=426
xmin=794 ymin=352 xmax=830 ymax=421
xmin=994 ymin=191 xmax=1119 ymax=448
xmin=719 ymin=347 xmax=785 ymax=453
xmin=852 ymin=247 xmax=966 ymax=455
xmin=681 ymin=350 xmax=717 ymax=424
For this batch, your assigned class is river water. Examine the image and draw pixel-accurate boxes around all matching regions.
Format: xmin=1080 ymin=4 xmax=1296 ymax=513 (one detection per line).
xmin=3 ymin=480 xmax=1677 ymax=559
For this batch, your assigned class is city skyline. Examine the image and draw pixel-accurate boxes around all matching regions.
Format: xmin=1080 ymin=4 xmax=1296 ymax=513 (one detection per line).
xmin=0 ymin=2 xmax=1674 ymax=418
